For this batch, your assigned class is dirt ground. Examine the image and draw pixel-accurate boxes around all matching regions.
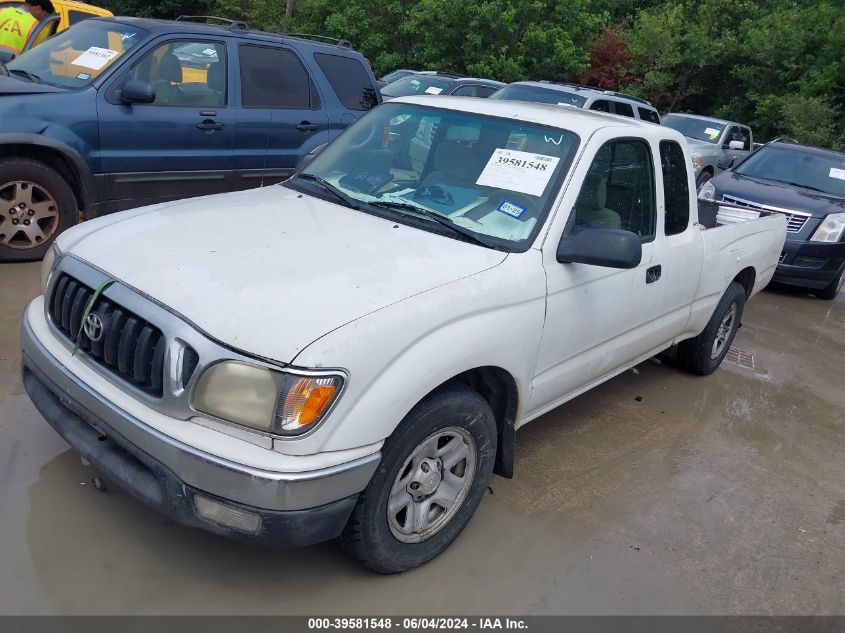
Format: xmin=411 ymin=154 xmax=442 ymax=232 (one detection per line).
xmin=1 ymin=261 xmax=843 ymax=615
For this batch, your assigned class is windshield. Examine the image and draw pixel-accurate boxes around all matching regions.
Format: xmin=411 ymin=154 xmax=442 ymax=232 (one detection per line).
xmin=381 ymin=75 xmax=453 ymax=97
xmin=489 ymin=84 xmax=587 ymax=108
xmin=288 ymin=103 xmax=579 ymax=250
xmin=6 ymin=20 xmax=147 ymax=88
xmin=734 ymin=146 xmax=845 ymax=198
xmin=661 ymin=114 xmax=725 ymax=144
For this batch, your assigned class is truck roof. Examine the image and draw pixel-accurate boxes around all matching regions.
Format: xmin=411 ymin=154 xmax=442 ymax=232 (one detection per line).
xmin=90 ymin=16 xmax=362 ymax=54
xmin=664 ymin=112 xmax=738 ymax=127
xmin=392 ymin=95 xmax=682 ymax=141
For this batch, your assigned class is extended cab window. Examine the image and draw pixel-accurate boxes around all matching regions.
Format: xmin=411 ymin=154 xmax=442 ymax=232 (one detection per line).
xmin=638 ymin=107 xmax=660 ymax=124
xmin=614 ymin=101 xmax=635 ymax=118
xmin=590 ymin=100 xmax=612 ymax=113
xmin=239 ymin=44 xmax=317 ymax=109
xmin=660 ymin=140 xmax=690 ymax=235
xmin=573 ymin=139 xmax=656 ymax=241
xmin=124 ymin=40 xmax=227 ymax=106
xmin=313 ymin=52 xmax=378 ymax=111
xmin=724 ymin=126 xmax=751 ymax=151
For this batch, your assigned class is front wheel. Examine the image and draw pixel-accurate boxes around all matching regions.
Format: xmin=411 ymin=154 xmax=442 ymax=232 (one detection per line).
xmin=339 ymin=384 xmax=497 ymax=573
xmin=816 ymin=266 xmax=844 ymax=300
xmin=696 ymin=169 xmax=713 ymax=190
xmin=0 ymin=158 xmax=77 ymax=263
xmin=677 ymin=282 xmax=746 ymax=375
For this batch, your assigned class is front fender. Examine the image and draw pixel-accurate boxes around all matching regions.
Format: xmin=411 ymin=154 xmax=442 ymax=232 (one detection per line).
xmin=285 ymin=252 xmax=547 ymax=455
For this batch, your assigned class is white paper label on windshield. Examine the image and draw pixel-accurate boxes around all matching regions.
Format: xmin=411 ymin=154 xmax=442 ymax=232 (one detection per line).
xmin=424 ymin=86 xmax=443 ymax=95
xmin=476 ymin=149 xmax=560 ymax=197
xmin=829 ymin=167 xmax=845 ymax=181
xmin=72 ymin=47 xmax=119 ymax=70
xmin=704 ymin=127 xmax=721 ymax=139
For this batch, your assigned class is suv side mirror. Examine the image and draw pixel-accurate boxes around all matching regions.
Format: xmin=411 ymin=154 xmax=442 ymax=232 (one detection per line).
xmin=121 ymin=80 xmax=156 ymax=104
xmin=717 ymin=157 xmax=735 ymax=171
xmin=557 ymin=229 xmax=642 ymax=269
xmin=728 ymin=140 xmax=744 ymax=151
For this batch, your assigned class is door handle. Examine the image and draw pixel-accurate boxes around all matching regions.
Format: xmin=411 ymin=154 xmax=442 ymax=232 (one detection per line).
xmin=646 ymin=265 xmax=662 ymax=284
xmin=296 ymin=122 xmax=319 ymax=131
xmin=196 ymin=121 xmax=224 ymax=131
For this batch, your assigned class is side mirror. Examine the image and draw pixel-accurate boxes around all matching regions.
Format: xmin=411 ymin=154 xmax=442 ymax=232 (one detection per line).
xmin=717 ymin=157 xmax=735 ymax=171
xmin=728 ymin=140 xmax=744 ymax=151
xmin=557 ymin=228 xmax=642 ymax=269
xmin=120 ymin=79 xmax=156 ymax=104
xmin=0 ymin=50 xmax=16 ymax=65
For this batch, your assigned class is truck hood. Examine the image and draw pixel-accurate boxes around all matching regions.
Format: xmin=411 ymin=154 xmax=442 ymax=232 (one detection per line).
xmin=712 ymin=171 xmax=845 ymax=218
xmin=63 ymin=186 xmax=508 ymax=363
xmin=0 ymin=75 xmax=68 ymax=95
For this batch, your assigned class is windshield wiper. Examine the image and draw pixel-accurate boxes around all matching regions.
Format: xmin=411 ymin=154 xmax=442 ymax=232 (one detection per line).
xmin=293 ymin=173 xmax=360 ymax=209
xmin=769 ymin=178 xmax=828 ymax=194
xmin=370 ymin=200 xmax=497 ymax=249
xmin=9 ymin=68 xmax=40 ymax=82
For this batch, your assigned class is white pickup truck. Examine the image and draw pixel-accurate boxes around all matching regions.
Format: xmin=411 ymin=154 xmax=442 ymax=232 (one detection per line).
xmin=21 ymin=97 xmax=786 ymax=573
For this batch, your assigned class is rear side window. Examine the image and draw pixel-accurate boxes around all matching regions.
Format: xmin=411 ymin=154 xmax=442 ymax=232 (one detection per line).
xmin=638 ymin=107 xmax=660 ymax=124
xmin=614 ymin=101 xmax=634 ymax=118
xmin=313 ymin=53 xmax=378 ymax=111
xmin=590 ymin=100 xmax=612 ymax=113
xmin=239 ymin=44 xmax=315 ymax=109
xmin=660 ymin=140 xmax=690 ymax=235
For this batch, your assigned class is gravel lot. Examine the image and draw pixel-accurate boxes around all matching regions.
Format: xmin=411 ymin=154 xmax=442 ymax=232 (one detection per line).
xmin=1 ymin=261 xmax=843 ymax=614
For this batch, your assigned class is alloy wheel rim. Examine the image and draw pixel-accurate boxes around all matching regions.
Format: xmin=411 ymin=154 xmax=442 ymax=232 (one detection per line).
xmin=0 ymin=180 xmax=60 ymax=250
xmin=387 ymin=427 xmax=477 ymax=543
xmin=711 ymin=303 xmax=737 ymax=359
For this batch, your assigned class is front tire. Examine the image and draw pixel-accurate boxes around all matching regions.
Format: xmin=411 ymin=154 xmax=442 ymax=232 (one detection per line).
xmin=339 ymin=384 xmax=497 ymax=574
xmin=0 ymin=159 xmax=77 ymax=263
xmin=816 ymin=266 xmax=844 ymax=300
xmin=696 ymin=169 xmax=713 ymax=190
xmin=678 ymin=282 xmax=746 ymax=375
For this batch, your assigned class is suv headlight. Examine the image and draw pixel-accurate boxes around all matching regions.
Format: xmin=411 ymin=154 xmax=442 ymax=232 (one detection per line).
xmin=698 ymin=181 xmax=716 ymax=201
xmin=192 ymin=361 xmax=344 ymax=436
xmin=810 ymin=212 xmax=845 ymax=243
xmin=40 ymin=244 xmax=61 ymax=292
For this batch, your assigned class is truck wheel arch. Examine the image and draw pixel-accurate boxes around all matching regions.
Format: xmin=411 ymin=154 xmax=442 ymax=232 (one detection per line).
xmin=0 ymin=136 xmax=94 ymax=214
xmin=414 ymin=366 xmax=519 ymax=479
xmin=732 ymin=266 xmax=757 ymax=299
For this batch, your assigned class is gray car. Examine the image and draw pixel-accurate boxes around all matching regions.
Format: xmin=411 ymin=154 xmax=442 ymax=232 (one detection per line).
xmin=380 ymin=73 xmax=506 ymax=100
xmin=662 ymin=113 xmax=753 ymax=188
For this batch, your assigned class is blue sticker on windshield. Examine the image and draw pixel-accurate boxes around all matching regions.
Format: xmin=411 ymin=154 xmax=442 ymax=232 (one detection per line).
xmin=497 ymin=199 xmax=527 ymax=219
xmin=76 ymin=73 xmax=91 ymax=80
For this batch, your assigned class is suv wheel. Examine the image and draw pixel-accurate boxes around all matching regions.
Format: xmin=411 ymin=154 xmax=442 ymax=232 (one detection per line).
xmin=816 ymin=266 xmax=845 ymax=301
xmin=0 ymin=159 xmax=77 ymax=263
xmin=339 ymin=384 xmax=497 ymax=573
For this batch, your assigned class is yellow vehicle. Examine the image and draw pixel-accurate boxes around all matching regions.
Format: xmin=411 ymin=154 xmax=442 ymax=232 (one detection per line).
xmin=0 ymin=0 xmax=112 ymax=32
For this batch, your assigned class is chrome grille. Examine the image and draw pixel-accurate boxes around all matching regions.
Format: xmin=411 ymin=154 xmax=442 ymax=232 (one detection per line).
xmin=722 ymin=195 xmax=810 ymax=233
xmin=48 ymin=274 xmax=166 ymax=396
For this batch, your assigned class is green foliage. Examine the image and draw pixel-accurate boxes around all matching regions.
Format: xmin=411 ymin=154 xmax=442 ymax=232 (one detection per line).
xmin=97 ymin=0 xmax=216 ymax=20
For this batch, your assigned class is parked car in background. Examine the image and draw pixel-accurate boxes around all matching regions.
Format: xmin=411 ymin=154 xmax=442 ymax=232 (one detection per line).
xmin=700 ymin=140 xmax=845 ymax=299
xmin=0 ymin=0 xmax=111 ymax=31
xmin=22 ymin=96 xmax=785 ymax=573
xmin=380 ymin=73 xmax=505 ymax=100
xmin=489 ymin=81 xmax=661 ymax=124
xmin=0 ymin=15 xmax=380 ymax=262
xmin=662 ymin=113 xmax=753 ymax=189
xmin=377 ymin=68 xmax=435 ymax=89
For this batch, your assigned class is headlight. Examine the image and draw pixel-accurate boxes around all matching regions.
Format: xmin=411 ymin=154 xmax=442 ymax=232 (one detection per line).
xmin=691 ymin=154 xmax=702 ymax=170
xmin=810 ymin=212 xmax=845 ymax=243
xmin=698 ymin=181 xmax=716 ymax=201
xmin=40 ymin=244 xmax=60 ymax=292
xmin=192 ymin=361 xmax=344 ymax=436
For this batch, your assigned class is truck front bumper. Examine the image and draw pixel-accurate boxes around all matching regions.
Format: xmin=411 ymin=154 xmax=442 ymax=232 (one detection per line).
xmin=21 ymin=310 xmax=379 ymax=548
xmin=774 ymin=238 xmax=845 ymax=290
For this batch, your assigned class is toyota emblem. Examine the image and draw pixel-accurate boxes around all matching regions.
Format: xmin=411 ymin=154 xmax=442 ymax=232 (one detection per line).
xmin=84 ymin=313 xmax=105 ymax=343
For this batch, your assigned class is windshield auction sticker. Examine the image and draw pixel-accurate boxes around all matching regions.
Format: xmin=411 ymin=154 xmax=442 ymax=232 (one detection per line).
xmin=829 ymin=167 xmax=845 ymax=181
xmin=476 ymin=149 xmax=560 ymax=197
xmin=71 ymin=47 xmax=119 ymax=71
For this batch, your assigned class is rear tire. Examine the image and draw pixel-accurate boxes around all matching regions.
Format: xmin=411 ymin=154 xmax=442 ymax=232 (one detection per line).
xmin=678 ymin=282 xmax=746 ymax=375
xmin=338 ymin=384 xmax=497 ymax=574
xmin=816 ymin=266 xmax=844 ymax=300
xmin=0 ymin=158 xmax=77 ymax=263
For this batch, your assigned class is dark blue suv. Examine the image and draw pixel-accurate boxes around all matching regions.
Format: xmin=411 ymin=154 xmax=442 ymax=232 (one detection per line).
xmin=0 ymin=16 xmax=380 ymax=261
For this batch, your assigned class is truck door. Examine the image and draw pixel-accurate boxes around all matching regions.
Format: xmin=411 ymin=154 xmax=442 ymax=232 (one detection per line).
xmin=97 ymin=37 xmax=235 ymax=209
xmin=529 ymin=135 xmax=665 ymax=413
xmin=648 ymin=139 xmax=705 ymax=345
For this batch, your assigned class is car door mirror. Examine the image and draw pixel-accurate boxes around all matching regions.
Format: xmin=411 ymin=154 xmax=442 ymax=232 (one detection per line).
xmin=557 ymin=228 xmax=642 ymax=269
xmin=121 ymin=80 xmax=156 ymax=104
xmin=728 ymin=140 xmax=744 ymax=151
xmin=0 ymin=50 xmax=15 ymax=65
xmin=717 ymin=157 xmax=735 ymax=171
